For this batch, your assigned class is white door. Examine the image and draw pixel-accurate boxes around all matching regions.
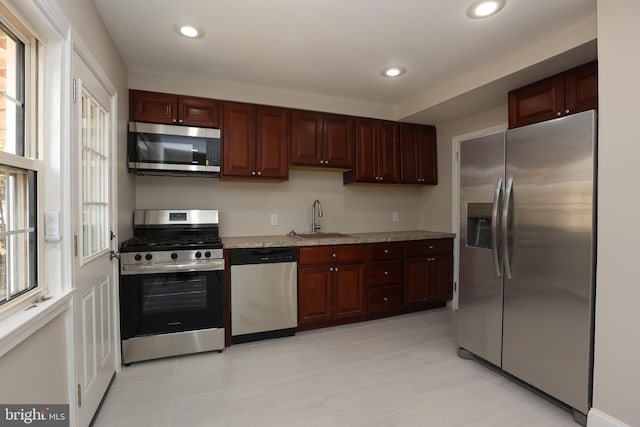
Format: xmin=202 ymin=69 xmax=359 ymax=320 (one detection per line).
xmin=71 ymin=52 xmax=117 ymax=427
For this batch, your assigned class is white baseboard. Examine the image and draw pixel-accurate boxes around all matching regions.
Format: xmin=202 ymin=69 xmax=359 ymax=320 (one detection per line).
xmin=588 ymin=409 xmax=632 ymax=427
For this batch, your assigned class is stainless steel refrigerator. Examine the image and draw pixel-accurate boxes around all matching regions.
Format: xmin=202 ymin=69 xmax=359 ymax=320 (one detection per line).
xmin=457 ymin=110 xmax=596 ymax=423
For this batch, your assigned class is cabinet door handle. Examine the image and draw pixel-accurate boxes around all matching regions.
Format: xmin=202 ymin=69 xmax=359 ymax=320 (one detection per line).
xmin=556 ymin=112 xmax=562 ymax=117
xmin=257 ymin=171 xmax=262 ymax=176
xmin=335 ymin=267 xmax=339 ymax=272
xmin=251 ymin=171 xmax=256 ymax=176
xmin=179 ymin=119 xmax=184 ymax=124
xmin=329 ymin=267 xmax=334 ymax=272
xmin=428 ymin=245 xmax=434 ymax=249
xmin=332 ymin=253 xmax=337 ymax=258
xmin=565 ymin=109 xmax=570 ymax=114
xmin=172 ymin=118 xmax=177 ymax=123
xmin=384 ymin=249 xmax=389 ymax=254
xmin=384 ymin=271 xmax=389 ymax=276
xmin=383 ymin=297 xmax=389 ymax=302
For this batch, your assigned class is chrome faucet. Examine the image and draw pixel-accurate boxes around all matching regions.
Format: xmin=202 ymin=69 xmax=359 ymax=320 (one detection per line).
xmin=311 ymin=200 xmax=323 ymax=234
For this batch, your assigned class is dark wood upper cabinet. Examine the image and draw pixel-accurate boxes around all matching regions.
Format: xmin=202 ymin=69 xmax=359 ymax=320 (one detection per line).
xmin=323 ymin=114 xmax=354 ymax=168
xmin=222 ymin=102 xmax=288 ymax=181
xmin=564 ymin=61 xmax=598 ymax=115
xmin=290 ymin=110 xmax=354 ymax=169
xmin=400 ymin=123 xmax=437 ymax=185
xmin=130 ymin=90 xmax=219 ymax=128
xmin=508 ymin=61 xmax=597 ymax=129
xmin=346 ymin=118 xmax=399 ymax=184
xmin=256 ymin=106 xmax=289 ymax=179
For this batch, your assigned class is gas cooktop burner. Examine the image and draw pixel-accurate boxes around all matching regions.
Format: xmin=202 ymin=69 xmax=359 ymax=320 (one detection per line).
xmin=120 ymin=235 xmax=222 ymax=252
xmin=119 ymin=209 xmax=223 ymax=253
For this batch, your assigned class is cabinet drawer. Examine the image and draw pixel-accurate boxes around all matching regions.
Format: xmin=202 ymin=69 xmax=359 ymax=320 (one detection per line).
xmin=368 ymin=242 xmax=403 ymax=260
xmin=298 ymin=244 xmax=366 ymax=265
xmin=404 ymin=239 xmax=453 ymax=257
xmin=369 ymin=260 xmax=403 ymax=286
xmin=369 ymin=285 xmax=403 ymax=314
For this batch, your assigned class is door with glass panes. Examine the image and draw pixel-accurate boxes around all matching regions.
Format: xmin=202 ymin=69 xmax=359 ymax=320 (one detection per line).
xmin=71 ymin=51 xmax=117 ymax=427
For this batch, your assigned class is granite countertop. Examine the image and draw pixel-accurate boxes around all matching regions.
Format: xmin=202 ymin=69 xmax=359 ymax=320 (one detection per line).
xmin=222 ymin=230 xmax=455 ymax=249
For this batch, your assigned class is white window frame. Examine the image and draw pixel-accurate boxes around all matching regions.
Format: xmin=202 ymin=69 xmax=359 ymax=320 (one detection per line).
xmin=79 ymin=86 xmax=110 ymax=265
xmin=0 ymin=6 xmax=45 ymax=319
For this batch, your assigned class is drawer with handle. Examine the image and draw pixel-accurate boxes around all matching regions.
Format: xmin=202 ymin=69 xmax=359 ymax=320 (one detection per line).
xmin=369 ymin=284 xmax=403 ymax=314
xmin=404 ymin=239 xmax=453 ymax=258
xmin=369 ymin=260 xmax=403 ymax=286
xmin=369 ymin=242 xmax=403 ymax=261
xmin=298 ymin=244 xmax=366 ymax=265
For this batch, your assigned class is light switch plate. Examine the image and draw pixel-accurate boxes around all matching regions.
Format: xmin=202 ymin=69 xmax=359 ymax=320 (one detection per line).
xmin=270 ymin=214 xmax=279 ymax=226
xmin=45 ymin=211 xmax=61 ymax=242
xmin=392 ymin=212 xmax=399 ymax=222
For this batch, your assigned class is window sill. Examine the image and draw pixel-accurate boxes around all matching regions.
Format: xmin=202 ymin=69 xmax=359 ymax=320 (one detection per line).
xmin=0 ymin=290 xmax=73 ymax=358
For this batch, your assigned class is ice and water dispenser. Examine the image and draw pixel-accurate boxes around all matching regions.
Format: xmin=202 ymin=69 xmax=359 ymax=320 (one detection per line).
xmin=466 ymin=203 xmax=493 ymax=249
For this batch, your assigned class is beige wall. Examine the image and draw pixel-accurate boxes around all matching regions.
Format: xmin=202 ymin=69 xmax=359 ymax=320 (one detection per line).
xmin=419 ymin=105 xmax=508 ymax=232
xmin=136 ymin=170 xmax=428 ymax=237
xmin=129 ymin=71 xmax=395 ymax=121
xmin=592 ymin=1 xmax=640 ymax=425
xmin=0 ymin=314 xmax=69 ymax=403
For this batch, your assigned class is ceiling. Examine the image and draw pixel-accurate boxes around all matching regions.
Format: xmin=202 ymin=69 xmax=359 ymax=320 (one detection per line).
xmin=94 ymin=0 xmax=597 ymax=123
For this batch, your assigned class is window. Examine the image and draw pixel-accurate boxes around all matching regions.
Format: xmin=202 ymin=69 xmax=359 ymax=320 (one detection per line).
xmin=0 ymin=17 xmax=42 ymax=310
xmin=81 ymin=89 xmax=109 ymax=260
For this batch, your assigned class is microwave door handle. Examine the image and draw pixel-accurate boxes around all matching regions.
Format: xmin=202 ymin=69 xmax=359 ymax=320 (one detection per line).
xmin=491 ymin=177 xmax=503 ymax=277
xmin=502 ymin=176 xmax=514 ymax=279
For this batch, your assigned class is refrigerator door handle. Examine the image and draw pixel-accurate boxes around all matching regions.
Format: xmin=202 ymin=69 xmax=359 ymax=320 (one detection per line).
xmin=491 ymin=177 xmax=503 ymax=277
xmin=502 ymin=176 xmax=514 ymax=279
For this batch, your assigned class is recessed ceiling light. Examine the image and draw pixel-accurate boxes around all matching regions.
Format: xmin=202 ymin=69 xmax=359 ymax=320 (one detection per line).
xmin=173 ymin=24 xmax=204 ymax=39
xmin=467 ymin=0 xmax=506 ymax=19
xmin=382 ymin=66 xmax=406 ymax=78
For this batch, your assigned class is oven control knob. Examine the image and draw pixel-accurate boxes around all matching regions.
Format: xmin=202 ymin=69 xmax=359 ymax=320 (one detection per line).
xmin=145 ymin=253 xmax=153 ymax=261
xmin=195 ymin=251 xmax=202 ymax=258
xmin=171 ymin=253 xmax=178 ymax=260
xmin=205 ymin=251 xmax=211 ymax=258
xmin=134 ymin=254 xmax=142 ymax=261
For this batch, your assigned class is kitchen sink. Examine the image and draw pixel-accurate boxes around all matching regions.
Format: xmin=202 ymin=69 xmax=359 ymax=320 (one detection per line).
xmin=291 ymin=232 xmax=354 ymax=239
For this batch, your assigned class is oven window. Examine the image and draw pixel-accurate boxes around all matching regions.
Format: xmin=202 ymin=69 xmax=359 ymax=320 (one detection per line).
xmin=141 ymin=275 xmax=207 ymax=314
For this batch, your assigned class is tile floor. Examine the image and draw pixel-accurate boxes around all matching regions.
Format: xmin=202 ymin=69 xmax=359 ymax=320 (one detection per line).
xmin=94 ymin=309 xmax=577 ymax=426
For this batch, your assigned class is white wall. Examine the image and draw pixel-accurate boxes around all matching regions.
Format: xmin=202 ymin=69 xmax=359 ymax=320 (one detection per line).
xmin=136 ymin=170 xmax=428 ymax=237
xmin=590 ymin=1 xmax=640 ymax=426
xmin=55 ymin=0 xmax=133 ymax=241
xmin=0 ymin=0 xmax=129 ymax=419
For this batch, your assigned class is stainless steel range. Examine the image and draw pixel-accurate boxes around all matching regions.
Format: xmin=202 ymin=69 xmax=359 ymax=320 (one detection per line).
xmin=118 ymin=209 xmax=224 ymax=364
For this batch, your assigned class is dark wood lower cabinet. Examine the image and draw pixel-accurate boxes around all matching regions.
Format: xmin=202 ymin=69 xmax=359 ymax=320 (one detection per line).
xmin=404 ymin=253 xmax=453 ymax=305
xmin=428 ymin=254 xmax=454 ymax=301
xmin=369 ymin=284 xmax=403 ymax=314
xmin=333 ymin=264 xmax=366 ymax=319
xmin=297 ymin=239 xmax=453 ymax=331
xmin=298 ymin=267 xmax=333 ymax=324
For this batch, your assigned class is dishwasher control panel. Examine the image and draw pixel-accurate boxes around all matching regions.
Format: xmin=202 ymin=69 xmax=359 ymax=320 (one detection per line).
xmin=229 ymin=247 xmax=297 ymax=265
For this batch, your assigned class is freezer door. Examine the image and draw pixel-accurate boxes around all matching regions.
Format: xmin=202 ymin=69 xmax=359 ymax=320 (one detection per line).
xmin=458 ymin=132 xmax=505 ymax=367
xmin=502 ymin=110 xmax=596 ymax=413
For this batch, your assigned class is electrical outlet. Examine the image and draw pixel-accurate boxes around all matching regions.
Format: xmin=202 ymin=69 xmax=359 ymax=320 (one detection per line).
xmin=270 ymin=214 xmax=279 ymax=226
xmin=392 ymin=212 xmax=399 ymax=222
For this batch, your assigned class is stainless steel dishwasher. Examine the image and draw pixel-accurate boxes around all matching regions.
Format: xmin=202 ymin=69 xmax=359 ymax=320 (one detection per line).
xmin=229 ymin=247 xmax=297 ymax=344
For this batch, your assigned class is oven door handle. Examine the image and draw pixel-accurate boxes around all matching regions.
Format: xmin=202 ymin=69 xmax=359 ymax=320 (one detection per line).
xmin=121 ymin=260 xmax=224 ymax=275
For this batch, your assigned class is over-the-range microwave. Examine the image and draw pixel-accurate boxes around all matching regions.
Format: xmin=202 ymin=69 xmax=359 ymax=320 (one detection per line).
xmin=128 ymin=122 xmax=221 ymax=177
